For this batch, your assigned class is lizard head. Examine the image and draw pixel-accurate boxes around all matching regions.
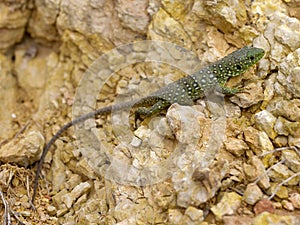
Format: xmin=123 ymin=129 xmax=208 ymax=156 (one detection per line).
xmin=211 ymin=46 xmax=265 ymax=81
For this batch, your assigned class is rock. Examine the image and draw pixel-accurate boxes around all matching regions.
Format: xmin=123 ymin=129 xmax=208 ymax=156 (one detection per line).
xmin=184 ymin=206 xmax=204 ymax=222
xmin=115 ymin=0 xmax=150 ymax=33
xmin=243 ymin=183 xmax=263 ymax=205
xmin=168 ymin=209 xmax=183 ymax=225
xmin=268 ymin=164 xmax=300 ymax=186
xmin=282 ymin=200 xmax=294 ymax=211
xmin=273 ymin=136 xmax=288 ymax=147
xmin=254 ymin=199 xmax=275 ymax=215
xmin=288 ymin=136 xmax=300 ymax=148
xmin=278 ymin=49 xmax=300 ymax=98
xmin=27 ymin=0 xmax=60 ymax=43
xmin=50 ymin=145 xmax=68 ymax=193
xmin=244 ymin=127 xmax=274 ymax=155
xmin=274 ymin=18 xmax=300 ymax=51
xmin=243 ymin=156 xmax=270 ymax=190
xmin=162 ymin=0 xmax=194 ymax=21
xmin=268 ymin=183 xmax=289 ymax=199
xmin=225 ymin=100 xmax=242 ymax=118
xmin=267 ymin=99 xmax=300 ymax=122
xmin=113 ymin=198 xmax=155 ymax=224
xmin=52 ymin=189 xmax=69 ymax=209
xmin=0 ymin=130 xmax=44 ymax=167
xmin=211 ymin=192 xmax=242 ymax=221
xmin=253 ymin=212 xmax=300 ymax=225
xmin=230 ymin=82 xmax=264 ymax=108
xmin=148 ymin=8 xmax=193 ymax=50
xmin=274 ymin=117 xmax=291 ymax=136
xmin=56 ymin=208 xmax=69 ymax=217
xmin=223 ymin=216 xmax=253 ymax=225
xmin=252 ymin=0 xmax=287 ymax=21
xmin=255 ymin=110 xmax=277 ymax=140
xmin=274 ymin=117 xmax=300 ymax=138
xmin=144 ymin=183 xmax=176 ymax=210
xmin=285 ymin=0 xmax=300 ymax=20
xmin=261 ymin=73 xmax=276 ymax=108
xmin=0 ymin=0 xmax=31 ymax=51
xmin=73 ymin=194 xmax=88 ymax=210
xmin=61 ymin=182 xmax=91 ymax=209
xmin=56 ymin=0 xmax=135 ymax=47
xmin=64 ymin=174 xmax=82 ymax=191
xmin=2 ymin=0 xmax=300 ymax=224
xmin=175 ymin=161 xmax=227 ymax=208
xmin=282 ymin=150 xmax=300 ymax=173
xmin=0 ymin=54 xmax=17 ymax=140
xmin=46 ymin=205 xmax=57 ymax=216
xmin=289 ymin=192 xmax=300 ymax=209
xmin=224 ymin=137 xmax=249 ymax=157
xmin=193 ymin=0 xmax=247 ymax=33
xmin=166 ymin=104 xmax=204 ymax=144
xmin=14 ymin=44 xmax=49 ymax=95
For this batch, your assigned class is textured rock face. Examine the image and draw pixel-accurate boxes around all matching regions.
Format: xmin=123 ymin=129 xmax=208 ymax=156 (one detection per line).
xmin=0 ymin=0 xmax=32 ymax=51
xmin=0 ymin=0 xmax=300 ymax=224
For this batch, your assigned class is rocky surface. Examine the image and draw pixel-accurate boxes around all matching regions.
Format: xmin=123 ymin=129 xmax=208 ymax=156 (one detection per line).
xmin=0 ymin=0 xmax=300 ymax=224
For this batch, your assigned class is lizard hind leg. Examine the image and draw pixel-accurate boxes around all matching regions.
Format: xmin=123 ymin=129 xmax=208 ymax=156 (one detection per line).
xmin=134 ymin=100 xmax=170 ymax=128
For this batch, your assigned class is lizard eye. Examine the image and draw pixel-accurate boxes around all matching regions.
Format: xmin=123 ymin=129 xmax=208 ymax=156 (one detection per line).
xmin=236 ymin=65 xmax=242 ymax=70
xmin=250 ymin=55 xmax=255 ymax=60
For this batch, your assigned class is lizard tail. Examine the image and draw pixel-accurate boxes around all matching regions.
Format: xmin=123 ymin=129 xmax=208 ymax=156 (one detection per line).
xmin=32 ymin=105 xmax=113 ymax=203
xmin=32 ymin=98 xmax=143 ymax=204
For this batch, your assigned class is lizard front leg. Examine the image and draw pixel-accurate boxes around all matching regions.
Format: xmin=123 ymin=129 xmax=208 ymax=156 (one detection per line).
xmin=216 ymin=85 xmax=241 ymax=95
xmin=134 ymin=100 xmax=170 ymax=127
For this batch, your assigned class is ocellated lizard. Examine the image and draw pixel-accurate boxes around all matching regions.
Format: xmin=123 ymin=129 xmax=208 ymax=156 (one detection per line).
xmin=31 ymin=46 xmax=265 ymax=203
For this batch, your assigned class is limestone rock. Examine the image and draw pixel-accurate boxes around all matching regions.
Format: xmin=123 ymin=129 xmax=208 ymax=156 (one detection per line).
xmin=243 ymin=156 xmax=270 ymax=190
xmin=148 ymin=8 xmax=193 ymax=50
xmin=289 ymin=192 xmax=300 ymax=209
xmin=253 ymin=212 xmax=300 ymax=225
xmin=162 ymin=0 xmax=194 ymax=21
xmin=174 ymin=162 xmax=227 ymax=208
xmin=244 ymin=127 xmax=274 ymax=155
xmin=224 ymin=137 xmax=249 ymax=157
xmin=14 ymin=45 xmax=49 ymax=96
xmin=184 ymin=206 xmax=204 ymax=223
xmin=0 ymin=54 xmax=17 ymax=140
xmin=285 ymin=0 xmax=300 ymax=20
xmin=166 ymin=104 xmax=204 ymax=144
xmin=267 ymin=99 xmax=300 ymax=122
xmin=230 ymin=82 xmax=264 ymax=108
xmin=255 ymin=110 xmax=277 ymax=140
xmin=27 ymin=0 xmax=60 ymax=43
xmin=268 ymin=183 xmax=289 ymax=199
xmin=243 ymin=183 xmax=263 ymax=205
xmin=116 ymin=0 xmax=150 ymax=33
xmin=179 ymin=206 xmax=204 ymax=225
xmin=279 ymin=49 xmax=300 ymax=98
xmin=193 ymin=0 xmax=247 ymax=33
xmin=61 ymin=181 xmax=91 ymax=208
xmin=268 ymin=163 xmax=300 ymax=186
xmin=274 ymin=15 xmax=300 ymax=51
xmin=282 ymin=200 xmax=294 ymax=211
xmin=0 ymin=130 xmax=44 ymax=167
xmin=0 ymin=0 xmax=31 ymax=51
xmin=168 ymin=209 xmax=183 ymax=225
xmin=211 ymin=192 xmax=242 ymax=221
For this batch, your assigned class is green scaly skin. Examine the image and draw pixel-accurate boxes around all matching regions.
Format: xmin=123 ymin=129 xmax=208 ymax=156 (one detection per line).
xmin=31 ymin=46 xmax=265 ymax=204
